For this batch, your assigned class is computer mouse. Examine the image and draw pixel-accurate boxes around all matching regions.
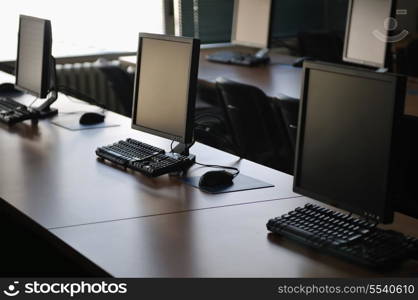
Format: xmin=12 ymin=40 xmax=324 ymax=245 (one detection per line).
xmin=79 ymin=112 xmax=105 ymax=125
xmin=199 ymin=170 xmax=234 ymax=188
xmin=0 ymin=82 xmax=17 ymax=93
xmin=292 ymin=56 xmax=314 ymax=68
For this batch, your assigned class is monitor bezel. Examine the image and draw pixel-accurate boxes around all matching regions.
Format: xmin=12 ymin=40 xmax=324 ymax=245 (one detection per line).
xmin=231 ymin=0 xmax=273 ymax=49
xmin=293 ymin=61 xmax=406 ymax=224
xmin=131 ymin=33 xmax=200 ymax=144
xmin=342 ymin=0 xmax=396 ymax=69
xmin=15 ymin=15 xmax=52 ymax=99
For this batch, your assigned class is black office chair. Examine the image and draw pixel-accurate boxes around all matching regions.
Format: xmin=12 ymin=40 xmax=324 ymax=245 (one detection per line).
xmin=269 ymin=95 xmax=298 ymax=174
xmin=274 ymin=93 xmax=300 ymax=151
xmin=97 ymin=61 xmax=135 ymax=116
xmin=194 ymin=79 xmax=236 ymax=154
xmin=216 ymin=77 xmax=293 ymax=172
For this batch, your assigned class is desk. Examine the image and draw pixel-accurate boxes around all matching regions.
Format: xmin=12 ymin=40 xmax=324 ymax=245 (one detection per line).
xmin=0 ymin=96 xmax=297 ymax=230
xmin=51 ymin=197 xmax=418 ymax=277
xmin=1 ymin=71 xmax=418 ymax=277
xmin=120 ymin=47 xmax=418 ymax=117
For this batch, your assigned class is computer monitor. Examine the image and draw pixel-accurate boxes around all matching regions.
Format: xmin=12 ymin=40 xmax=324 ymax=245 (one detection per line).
xmin=294 ymin=61 xmax=406 ymax=224
xmin=15 ymin=15 xmax=58 ymax=117
xmin=231 ymin=0 xmax=272 ymax=50
xmin=343 ymin=0 xmax=396 ymax=69
xmin=132 ymin=33 xmax=200 ymax=155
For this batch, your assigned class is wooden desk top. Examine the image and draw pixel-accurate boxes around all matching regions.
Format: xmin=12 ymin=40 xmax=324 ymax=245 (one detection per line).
xmin=51 ymin=196 xmax=418 ymax=277
xmin=0 ymin=75 xmax=298 ymax=230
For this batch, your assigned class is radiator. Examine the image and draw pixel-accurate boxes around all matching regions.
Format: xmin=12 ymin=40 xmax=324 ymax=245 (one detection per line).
xmin=56 ymin=60 xmax=130 ymax=116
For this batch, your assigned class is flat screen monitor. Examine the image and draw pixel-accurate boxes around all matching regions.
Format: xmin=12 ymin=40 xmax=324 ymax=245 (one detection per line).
xmin=15 ymin=15 xmax=52 ymax=99
xmin=132 ymin=33 xmax=200 ymax=145
xmin=294 ymin=61 xmax=406 ymax=223
xmin=231 ymin=0 xmax=272 ymax=49
xmin=343 ymin=0 xmax=396 ymax=68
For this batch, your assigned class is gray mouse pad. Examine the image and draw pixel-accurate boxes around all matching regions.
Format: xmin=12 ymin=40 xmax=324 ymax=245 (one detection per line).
xmin=51 ymin=114 xmax=120 ymax=131
xmin=181 ymin=174 xmax=274 ymax=194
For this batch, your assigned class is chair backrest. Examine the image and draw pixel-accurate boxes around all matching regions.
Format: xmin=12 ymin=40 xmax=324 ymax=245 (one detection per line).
xmin=269 ymin=96 xmax=297 ymax=174
xmin=275 ymin=93 xmax=300 ymax=151
xmin=216 ymin=77 xmax=293 ymax=172
xmin=196 ymin=79 xmax=223 ymax=109
xmin=194 ymin=79 xmax=237 ymax=154
xmin=97 ymin=61 xmax=134 ymax=116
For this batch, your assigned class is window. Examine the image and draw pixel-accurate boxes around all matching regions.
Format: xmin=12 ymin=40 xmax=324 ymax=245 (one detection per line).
xmin=175 ymin=0 xmax=349 ymax=45
xmin=175 ymin=0 xmax=234 ymax=44
xmin=0 ymin=0 xmax=165 ymax=61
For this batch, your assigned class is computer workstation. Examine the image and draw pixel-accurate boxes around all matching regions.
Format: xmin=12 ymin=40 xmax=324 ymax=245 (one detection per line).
xmin=206 ymin=0 xmax=272 ymax=66
xmin=343 ymin=0 xmax=396 ymax=72
xmin=0 ymin=15 xmax=107 ymax=127
xmin=96 ymin=33 xmax=245 ymax=190
xmin=291 ymin=0 xmax=397 ymax=70
xmin=96 ymin=33 xmax=200 ymax=175
xmin=1 ymin=8 xmax=418 ymax=277
xmin=267 ymin=61 xmax=418 ymax=268
xmin=0 ymin=15 xmax=57 ymax=124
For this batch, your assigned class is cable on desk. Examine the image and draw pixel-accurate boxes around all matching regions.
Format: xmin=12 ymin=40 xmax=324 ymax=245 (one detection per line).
xmin=28 ymin=97 xmax=39 ymax=108
xmin=170 ymin=140 xmax=240 ymax=177
xmin=194 ymin=161 xmax=240 ymax=177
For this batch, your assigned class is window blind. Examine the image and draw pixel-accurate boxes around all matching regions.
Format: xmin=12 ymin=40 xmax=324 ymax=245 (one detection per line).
xmin=176 ymin=0 xmax=348 ymax=44
xmin=176 ymin=0 xmax=234 ymax=44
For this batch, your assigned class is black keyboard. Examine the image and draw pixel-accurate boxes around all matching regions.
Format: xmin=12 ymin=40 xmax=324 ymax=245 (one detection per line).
xmin=0 ymin=97 xmax=38 ymax=124
xmin=267 ymin=203 xmax=418 ymax=269
xmin=96 ymin=138 xmax=195 ymax=177
xmin=206 ymin=51 xmax=269 ymax=66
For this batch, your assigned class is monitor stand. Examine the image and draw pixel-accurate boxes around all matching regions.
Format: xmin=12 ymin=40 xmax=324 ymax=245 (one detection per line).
xmin=32 ymin=90 xmax=58 ymax=118
xmin=31 ymin=57 xmax=59 ymax=118
xmin=169 ymin=142 xmax=196 ymax=176
xmin=171 ymin=142 xmax=194 ymax=156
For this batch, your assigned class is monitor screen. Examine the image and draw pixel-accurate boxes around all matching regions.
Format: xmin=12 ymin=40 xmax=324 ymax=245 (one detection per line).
xmin=231 ymin=0 xmax=272 ymax=49
xmin=343 ymin=0 xmax=394 ymax=68
xmin=15 ymin=15 xmax=52 ymax=98
xmin=294 ymin=62 xmax=405 ymax=223
xmin=132 ymin=34 xmax=199 ymax=144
